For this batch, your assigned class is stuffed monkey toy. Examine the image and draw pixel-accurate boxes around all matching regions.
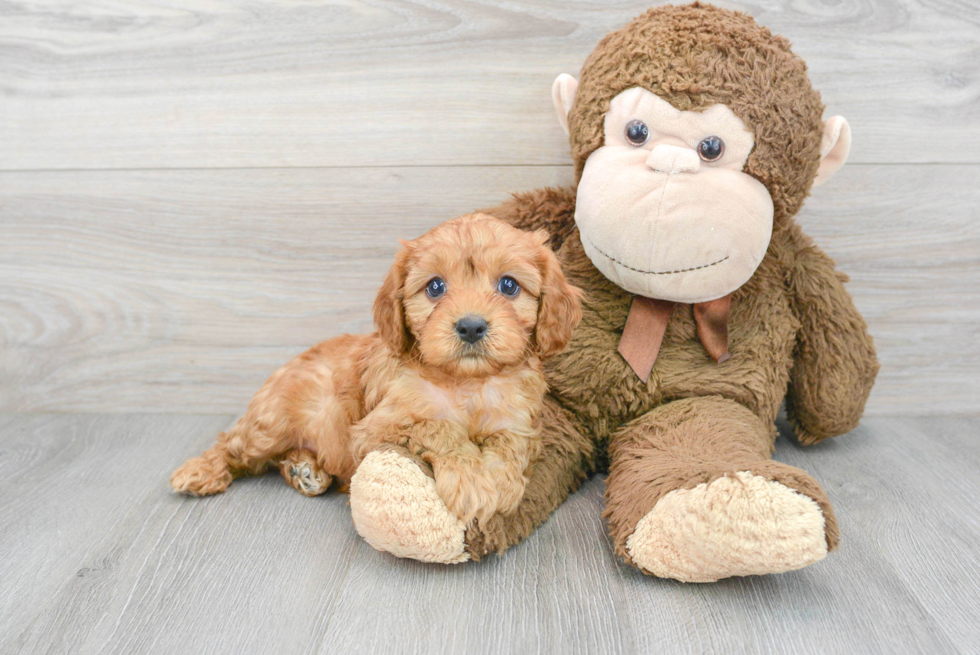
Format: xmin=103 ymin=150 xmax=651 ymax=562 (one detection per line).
xmin=349 ymin=2 xmax=879 ymax=582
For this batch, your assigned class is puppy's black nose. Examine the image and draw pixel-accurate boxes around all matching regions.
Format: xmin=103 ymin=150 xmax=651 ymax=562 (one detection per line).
xmin=455 ymin=316 xmax=488 ymax=344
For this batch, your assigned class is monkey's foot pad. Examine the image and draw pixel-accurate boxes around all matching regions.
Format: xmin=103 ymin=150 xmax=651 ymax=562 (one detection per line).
xmin=279 ymin=452 xmax=332 ymax=497
xmin=350 ymin=449 xmax=469 ymax=564
xmin=626 ymin=471 xmax=828 ymax=582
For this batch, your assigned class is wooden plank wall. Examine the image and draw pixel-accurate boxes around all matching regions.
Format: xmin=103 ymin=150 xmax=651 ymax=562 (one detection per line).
xmin=1 ymin=0 xmax=978 ymax=415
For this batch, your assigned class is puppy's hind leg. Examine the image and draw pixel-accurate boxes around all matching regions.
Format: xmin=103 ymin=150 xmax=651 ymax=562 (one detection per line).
xmin=171 ymin=412 xmax=291 ymax=497
xmin=277 ymin=448 xmax=332 ymax=497
xmin=172 ymin=337 xmax=361 ymax=497
xmin=171 ymin=443 xmax=234 ymax=496
xmin=277 ymin=394 xmax=357 ymax=497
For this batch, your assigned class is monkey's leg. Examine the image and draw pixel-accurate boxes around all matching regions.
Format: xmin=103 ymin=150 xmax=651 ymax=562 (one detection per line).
xmin=349 ymin=397 xmax=594 ymax=563
xmin=604 ymin=395 xmax=838 ymax=582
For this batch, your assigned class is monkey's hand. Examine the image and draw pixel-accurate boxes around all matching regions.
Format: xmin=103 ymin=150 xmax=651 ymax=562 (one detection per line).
xmin=785 ymin=232 xmax=879 ymax=444
xmin=349 ymin=444 xmax=470 ymax=564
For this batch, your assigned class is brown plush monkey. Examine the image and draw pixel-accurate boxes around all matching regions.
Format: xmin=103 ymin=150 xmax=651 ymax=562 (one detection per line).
xmin=349 ymin=3 xmax=879 ymax=582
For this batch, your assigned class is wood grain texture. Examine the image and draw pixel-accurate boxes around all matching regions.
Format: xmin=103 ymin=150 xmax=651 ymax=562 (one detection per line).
xmin=779 ymin=416 xmax=980 ymax=654
xmin=1 ymin=0 xmax=978 ymax=171
xmin=2 ymin=164 xmax=978 ymax=415
xmin=0 ymin=414 xmax=236 ymax=650
xmin=1 ymin=414 xmax=976 ymax=653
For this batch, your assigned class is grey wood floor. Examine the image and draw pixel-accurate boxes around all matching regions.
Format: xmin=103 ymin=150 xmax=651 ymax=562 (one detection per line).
xmin=1 ymin=414 xmax=977 ymax=654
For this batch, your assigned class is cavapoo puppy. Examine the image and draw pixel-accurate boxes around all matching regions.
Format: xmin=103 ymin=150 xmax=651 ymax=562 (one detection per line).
xmin=171 ymin=213 xmax=582 ymax=524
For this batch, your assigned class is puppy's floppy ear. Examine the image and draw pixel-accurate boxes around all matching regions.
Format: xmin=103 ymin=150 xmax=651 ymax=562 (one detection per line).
xmin=532 ymin=230 xmax=583 ymax=358
xmin=373 ymin=241 xmax=413 ymax=354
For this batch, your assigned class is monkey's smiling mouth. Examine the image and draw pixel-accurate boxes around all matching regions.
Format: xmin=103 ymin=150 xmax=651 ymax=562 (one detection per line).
xmin=585 ymin=237 xmax=729 ymax=275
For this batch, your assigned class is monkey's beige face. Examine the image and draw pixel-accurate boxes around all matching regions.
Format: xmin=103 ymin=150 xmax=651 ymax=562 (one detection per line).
xmin=575 ymin=87 xmax=774 ymax=303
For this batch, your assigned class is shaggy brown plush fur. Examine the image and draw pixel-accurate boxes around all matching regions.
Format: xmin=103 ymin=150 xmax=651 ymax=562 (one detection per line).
xmin=462 ymin=4 xmax=878 ymax=569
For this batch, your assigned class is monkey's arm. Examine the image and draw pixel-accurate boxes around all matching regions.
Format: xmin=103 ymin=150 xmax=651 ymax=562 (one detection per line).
xmin=351 ymin=407 xmax=500 ymax=524
xmin=784 ymin=226 xmax=879 ymax=445
xmin=481 ymin=186 xmax=578 ymax=250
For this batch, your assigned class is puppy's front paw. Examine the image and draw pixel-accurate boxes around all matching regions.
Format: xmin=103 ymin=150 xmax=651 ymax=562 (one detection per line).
xmin=432 ymin=455 xmax=500 ymax=525
xmin=171 ymin=455 xmax=232 ymax=496
xmin=482 ymin=453 xmax=527 ymax=516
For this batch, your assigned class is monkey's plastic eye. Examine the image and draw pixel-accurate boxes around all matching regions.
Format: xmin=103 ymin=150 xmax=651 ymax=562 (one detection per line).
xmin=497 ymin=276 xmax=520 ymax=297
xmin=625 ymin=120 xmax=649 ymax=146
xmin=425 ymin=277 xmax=446 ymax=299
xmin=697 ymin=136 xmax=725 ymax=161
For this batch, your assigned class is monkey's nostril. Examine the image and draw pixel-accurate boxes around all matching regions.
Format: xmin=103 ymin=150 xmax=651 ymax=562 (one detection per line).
xmin=455 ymin=316 xmax=489 ymax=344
xmin=646 ymin=145 xmax=701 ymax=174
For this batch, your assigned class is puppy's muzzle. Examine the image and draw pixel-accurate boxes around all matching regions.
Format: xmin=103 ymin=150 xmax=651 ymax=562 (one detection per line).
xmin=455 ymin=315 xmax=488 ymax=344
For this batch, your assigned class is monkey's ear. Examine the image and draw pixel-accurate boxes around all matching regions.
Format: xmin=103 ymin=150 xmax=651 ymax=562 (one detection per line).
xmin=813 ymin=116 xmax=851 ymax=187
xmin=551 ymin=74 xmax=579 ymax=136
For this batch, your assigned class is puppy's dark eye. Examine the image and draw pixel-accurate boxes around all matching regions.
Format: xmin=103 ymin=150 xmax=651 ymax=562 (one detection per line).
xmin=625 ymin=120 xmax=649 ymax=146
xmin=425 ymin=277 xmax=446 ymax=299
xmin=497 ymin=276 xmax=520 ymax=297
xmin=697 ymin=136 xmax=725 ymax=161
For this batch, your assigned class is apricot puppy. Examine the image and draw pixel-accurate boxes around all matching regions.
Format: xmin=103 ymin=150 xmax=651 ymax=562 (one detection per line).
xmin=171 ymin=213 xmax=582 ymax=525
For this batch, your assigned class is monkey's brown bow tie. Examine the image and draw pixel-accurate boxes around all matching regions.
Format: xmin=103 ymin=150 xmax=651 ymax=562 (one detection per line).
xmin=617 ymin=294 xmax=732 ymax=383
